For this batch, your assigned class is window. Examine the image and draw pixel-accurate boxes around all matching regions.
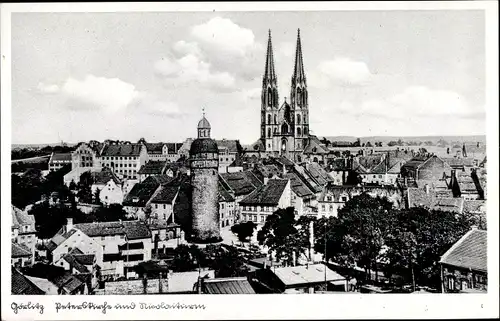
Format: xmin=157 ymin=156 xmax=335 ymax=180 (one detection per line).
xmin=329 ymin=205 xmax=333 ymax=211
xmin=297 ymin=127 xmax=302 ymax=136
xmin=268 ymin=128 xmax=271 ymax=137
xmin=322 ymin=205 xmax=326 ymax=211
xmin=274 ymin=115 xmax=277 ymax=124
xmin=261 ymin=216 xmax=265 ymax=222
xmin=326 ymin=196 xmax=332 ymax=202
xmin=221 ymin=203 xmax=225 ymax=209
xmin=253 ymin=215 xmax=257 ymax=222
xmin=297 ymin=114 xmax=301 ymax=124
xmin=378 ymin=175 xmax=382 ymax=178
xmin=341 ymin=196 xmax=347 ymax=202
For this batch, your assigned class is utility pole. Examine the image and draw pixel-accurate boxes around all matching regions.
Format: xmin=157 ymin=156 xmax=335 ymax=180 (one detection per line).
xmin=324 ymin=221 xmax=327 ymax=291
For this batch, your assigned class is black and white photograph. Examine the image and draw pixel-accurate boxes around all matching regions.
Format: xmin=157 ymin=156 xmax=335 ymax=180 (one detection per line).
xmin=1 ymin=1 xmax=498 ymax=320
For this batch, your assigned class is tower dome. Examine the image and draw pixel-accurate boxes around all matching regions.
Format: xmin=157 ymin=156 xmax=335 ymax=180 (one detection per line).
xmin=198 ymin=116 xmax=211 ymax=130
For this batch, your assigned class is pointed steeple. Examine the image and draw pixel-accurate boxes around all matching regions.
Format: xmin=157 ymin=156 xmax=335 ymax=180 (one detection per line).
xmin=292 ymin=28 xmax=306 ymax=82
xmin=263 ymin=29 xmax=277 ymax=84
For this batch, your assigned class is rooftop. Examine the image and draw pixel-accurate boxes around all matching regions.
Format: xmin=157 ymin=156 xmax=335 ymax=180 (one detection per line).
xmin=101 ymin=143 xmax=143 ymax=157
xmin=12 ymin=205 xmax=35 ymax=228
xmin=239 ymin=179 xmax=289 ymax=206
xmin=202 ymin=277 xmax=256 ymax=294
xmin=219 ymin=171 xmax=263 ymax=196
xmin=273 ymin=263 xmax=346 ymax=287
xmin=73 ymin=220 xmax=151 ymax=240
xmin=137 ymin=160 xmax=167 ymax=175
xmin=440 ymin=228 xmax=487 ymax=272
xmin=12 ymin=242 xmax=32 ymax=258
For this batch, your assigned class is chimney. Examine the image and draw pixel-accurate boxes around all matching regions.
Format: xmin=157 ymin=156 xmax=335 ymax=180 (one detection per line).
xmin=292 ymin=251 xmax=297 ymax=267
xmin=66 ymin=217 xmax=73 ymax=231
xmin=424 ymin=184 xmax=430 ymax=195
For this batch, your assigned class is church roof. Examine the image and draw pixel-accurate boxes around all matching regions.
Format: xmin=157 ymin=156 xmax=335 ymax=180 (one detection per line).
xmin=292 ymin=29 xmax=306 ymax=83
xmin=263 ymin=29 xmax=277 ymax=84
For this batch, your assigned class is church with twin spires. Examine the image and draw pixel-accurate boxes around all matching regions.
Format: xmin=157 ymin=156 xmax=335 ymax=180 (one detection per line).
xmin=254 ymin=29 xmax=327 ymax=163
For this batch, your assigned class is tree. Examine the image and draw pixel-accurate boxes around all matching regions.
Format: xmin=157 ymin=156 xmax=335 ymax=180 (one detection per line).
xmin=29 ymin=202 xmax=84 ymax=239
xmin=93 ymin=188 xmax=102 ymax=205
xmin=332 ymin=193 xmax=396 ymax=281
xmin=69 ymin=180 xmax=77 ymax=191
xmin=231 ymin=221 xmax=257 ymax=244
xmin=345 ymin=169 xmax=362 ymax=185
xmin=257 ymin=207 xmax=310 ymax=266
xmin=76 ymin=171 xmax=93 ymax=204
xmin=387 ymin=141 xmax=398 ymax=147
xmin=202 ymin=245 xmax=249 ymax=278
xmin=168 ymin=244 xmax=200 ymax=272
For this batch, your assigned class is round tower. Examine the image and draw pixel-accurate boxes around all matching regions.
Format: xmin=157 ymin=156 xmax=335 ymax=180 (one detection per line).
xmin=189 ymin=114 xmax=221 ymax=243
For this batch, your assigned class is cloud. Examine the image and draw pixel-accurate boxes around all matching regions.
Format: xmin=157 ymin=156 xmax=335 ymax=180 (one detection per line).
xmin=278 ymin=41 xmax=295 ymax=58
xmin=360 ymin=86 xmax=483 ymax=119
xmin=173 ymin=40 xmax=201 ymax=57
xmin=37 ymin=82 xmax=60 ymax=94
xmin=191 ymin=17 xmax=256 ymax=56
xmin=61 ymin=75 xmax=139 ymax=113
xmin=310 ymin=57 xmax=373 ymax=88
xmin=155 ymin=54 xmax=236 ymax=92
xmin=240 ymin=87 xmax=261 ymax=102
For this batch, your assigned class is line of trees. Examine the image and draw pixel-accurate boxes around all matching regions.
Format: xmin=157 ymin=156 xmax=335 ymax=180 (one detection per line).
xmin=257 ymin=194 xmax=482 ymax=291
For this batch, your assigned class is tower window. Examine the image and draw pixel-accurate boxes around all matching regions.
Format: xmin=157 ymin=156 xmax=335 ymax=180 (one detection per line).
xmin=273 ymin=127 xmax=277 ymax=134
xmin=267 ymin=114 xmax=271 ymax=124
xmin=274 ymin=115 xmax=277 ymax=124
xmin=297 ymin=127 xmax=302 ymax=136
xmin=297 ymin=114 xmax=301 ymax=125
xmin=268 ymin=128 xmax=271 ymax=137
xmin=297 ymin=88 xmax=302 ymax=106
xmin=268 ymin=88 xmax=272 ymax=106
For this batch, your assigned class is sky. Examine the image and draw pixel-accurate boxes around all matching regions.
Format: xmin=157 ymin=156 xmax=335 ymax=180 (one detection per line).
xmin=11 ymin=10 xmax=486 ymax=145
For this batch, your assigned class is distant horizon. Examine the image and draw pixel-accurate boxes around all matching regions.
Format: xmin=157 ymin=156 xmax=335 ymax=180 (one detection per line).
xmin=11 ymin=133 xmax=487 ymax=148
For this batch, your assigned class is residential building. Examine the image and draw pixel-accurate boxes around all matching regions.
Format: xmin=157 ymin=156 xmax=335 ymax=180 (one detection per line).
xmin=219 ymin=183 xmax=236 ymax=228
xmin=401 ymin=155 xmax=452 ymax=182
xmin=72 ymin=220 xmax=153 ymax=278
xmin=239 ymin=179 xmax=292 ymax=224
xmin=440 ymin=227 xmax=487 ymax=293
xmin=46 ymin=218 xmax=104 ymax=267
xmin=122 ymin=175 xmax=172 ymax=218
xmin=149 ymin=180 xmax=180 ymax=221
xmin=48 ymin=152 xmax=72 ymax=171
xmin=283 ymin=172 xmax=315 ymax=216
xmin=318 ymin=184 xmax=403 ymax=218
xmin=90 ymin=168 xmax=124 ymax=205
xmin=11 ymin=205 xmax=37 ymax=255
xmin=12 ymin=242 xmax=33 ymax=268
xmin=64 ymin=141 xmax=104 ymax=185
xmin=100 ymin=143 xmax=149 ymax=180
xmin=21 ymin=263 xmax=89 ymax=294
xmin=216 ymin=139 xmax=241 ymax=173
xmin=406 ymin=184 xmax=464 ymax=214
xmin=137 ymin=160 xmax=168 ymax=181
xmin=219 ymin=171 xmax=264 ymax=223
xmin=148 ymin=220 xmax=186 ymax=254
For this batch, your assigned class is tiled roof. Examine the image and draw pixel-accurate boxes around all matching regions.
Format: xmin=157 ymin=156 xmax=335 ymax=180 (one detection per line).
xmin=12 ymin=205 xmax=35 ymax=228
xmin=271 ymin=155 xmax=295 ymax=167
xmin=463 ymin=200 xmax=486 ymax=214
xmin=145 ymin=143 xmax=165 ymax=154
xmin=218 ymin=183 xmax=235 ymax=202
xmin=240 ymin=179 xmax=289 ymax=206
xmin=329 ymin=158 xmax=350 ymax=171
xmin=150 ymin=184 xmax=180 ymax=204
xmin=220 ymin=171 xmax=263 ymax=196
xmin=293 ymin=164 xmax=322 ymax=193
xmin=49 ymin=228 xmax=78 ymax=250
xmin=303 ymin=136 xmax=329 ymax=154
xmin=52 ymin=272 xmax=84 ymax=293
xmin=11 ymin=268 xmax=45 ymax=295
xmin=101 ymin=143 xmax=143 ymax=157
xmin=273 ymin=264 xmax=346 ymax=286
xmin=407 ymin=187 xmax=463 ymax=213
xmin=357 ymin=155 xmax=385 ymax=172
xmin=442 ymin=157 xmax=475 ymax=168
xmin=216 ymin=139 xmax=240 ymax=153
xmin=202 ymin=277 xmax=256 ymax=294
xmin=370 ymin=157 xmax=405 ymax=174
xmin=284 ymin=173 xmax=314 ymax=198
xmin=122 ymin=179 xmax=162 ymax=207
xmin=166 ymin=143 xmax=183 ymax=154
xmin=91 ymin=168 xmax=121 ymax=185
xmin=12 ymin=242 xmax=32 ymax=258
xmin=305 ymin=163 xmax=333 ymax=186
xmin=440 ymin=228 xmax=487 ymax=272
xmin=62 ymin=254 xmax=90 ymax=273
xmin=137 ymin=160 xmax=167 ymax=175
xmin=73 ymin=220 xmax=151 ymax=240
xmin=50 ymin=153 xmax=72 ymax=162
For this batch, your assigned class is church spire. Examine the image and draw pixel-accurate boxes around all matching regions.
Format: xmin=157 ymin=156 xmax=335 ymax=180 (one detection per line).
xmin=263 ymin=29 xmax=277 ymax=84
xmin=292 ymin=29 xmax=306 ymax=82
